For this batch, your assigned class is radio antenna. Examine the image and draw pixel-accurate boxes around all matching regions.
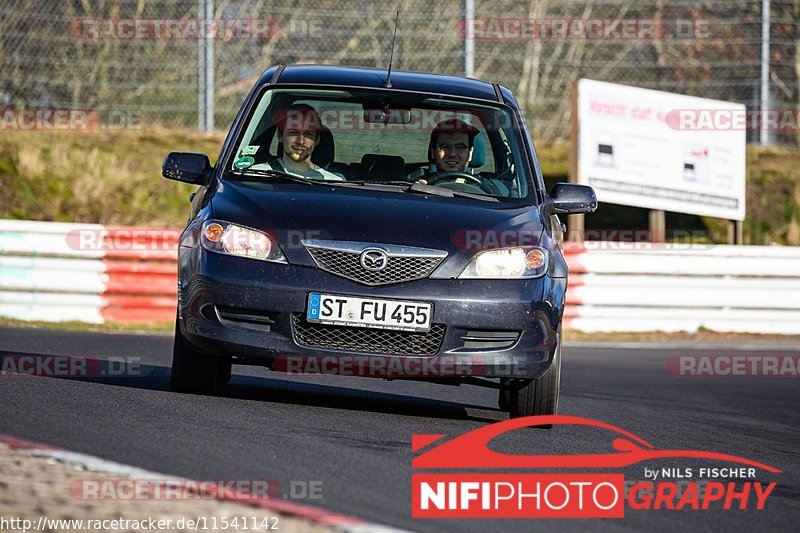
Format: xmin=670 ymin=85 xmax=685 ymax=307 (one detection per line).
xmin=385 ymin=11 xmax=400 ymax=88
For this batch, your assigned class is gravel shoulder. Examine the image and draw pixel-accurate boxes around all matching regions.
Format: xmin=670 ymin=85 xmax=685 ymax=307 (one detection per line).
xmin=0 ymin=442 xmax=333 ymax=533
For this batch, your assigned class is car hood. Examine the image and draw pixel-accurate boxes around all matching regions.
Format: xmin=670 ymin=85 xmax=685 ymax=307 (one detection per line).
xmin=210 ymin=180 xmax=544 ymax=268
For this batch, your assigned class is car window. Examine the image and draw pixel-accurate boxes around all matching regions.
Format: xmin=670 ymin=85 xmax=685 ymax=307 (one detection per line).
xmin=232 ymin=88 xmax=533 ymax=201
xmin=265 ymin=101 xmax=498 ymax=171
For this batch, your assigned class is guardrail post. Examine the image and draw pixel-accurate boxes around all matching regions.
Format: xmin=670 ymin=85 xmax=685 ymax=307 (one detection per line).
xmin=198 ymin=0 xmax=215 ymax=133
xmin=463 ymin=0 xmax=474 ymax=77
xmin=728 ymin=220 xmax=743 ymax=245
xmin=648 ymin=210 xmax=666 ymax=243
xmin=567 ymin=81 xmax=585 ymax=241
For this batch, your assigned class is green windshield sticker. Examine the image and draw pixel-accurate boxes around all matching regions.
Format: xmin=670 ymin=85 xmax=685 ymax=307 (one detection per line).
xmin=234 ymin=156 xmax=255 ymax=169
xmin=241 ymin=145 xmax=259 ymax=156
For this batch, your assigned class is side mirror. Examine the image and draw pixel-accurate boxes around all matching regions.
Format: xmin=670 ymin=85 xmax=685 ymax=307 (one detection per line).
xmin=550 ymin=183 xmax=597 ymax=214
xmin=162 ymin=152 xmax=212 ymax=185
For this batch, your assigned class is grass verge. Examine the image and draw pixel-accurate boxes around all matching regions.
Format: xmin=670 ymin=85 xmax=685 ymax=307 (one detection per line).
xmin=0 ymin=317 xmax=173 ymax=335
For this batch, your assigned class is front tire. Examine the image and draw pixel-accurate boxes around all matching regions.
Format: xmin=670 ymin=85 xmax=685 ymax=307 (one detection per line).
xmin=508 ymin=328 xmax=562 ymax=423
xmin=169 ymin=319 xmax=218 ymax=394
xmin=498 ymin=379 xmax=511 ymax=411
xmin=216 ymin=359 xmax=233 ymax=385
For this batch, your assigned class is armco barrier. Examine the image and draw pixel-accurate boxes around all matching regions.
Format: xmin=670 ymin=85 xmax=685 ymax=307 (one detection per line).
xmin=2 ymin=219 xmax=800 ymax=333
xmin=0 ymin=220 xmax=176 ymax=324
xmin=563 ymin=242 xmax=800 ymax=334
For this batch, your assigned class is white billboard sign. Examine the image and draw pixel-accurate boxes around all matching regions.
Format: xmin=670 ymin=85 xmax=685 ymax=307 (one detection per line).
xmin=576 ymin=79 xmax=746 ymax=220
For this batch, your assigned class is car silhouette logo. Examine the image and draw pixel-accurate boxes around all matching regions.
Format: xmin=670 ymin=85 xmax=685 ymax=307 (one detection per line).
xmin=359 ymin=249 xmax=389 ymax=272
xmin=412 ymin=415 xmax=781 ymax=472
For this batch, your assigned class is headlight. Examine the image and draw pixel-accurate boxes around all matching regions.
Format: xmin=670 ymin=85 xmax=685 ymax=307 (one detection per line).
xmin=201 ymin=220 xmax=286 ymax=263
xmin=459 ymin=246 xmax=548 ymax=279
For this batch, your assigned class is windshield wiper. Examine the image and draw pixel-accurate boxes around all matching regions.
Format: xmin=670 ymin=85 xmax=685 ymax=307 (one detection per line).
xmin=343 ymin=180 xmax=414 ymax=187
xmin=227 ymin=168 xmax=318 ymax=186
xmin=333 ymin=180 xmax=411 ymax=190
xmin=341 ymin=180 xmax=498 ymax=202
xmin=407 ymin=182 xmax=498 ymax=202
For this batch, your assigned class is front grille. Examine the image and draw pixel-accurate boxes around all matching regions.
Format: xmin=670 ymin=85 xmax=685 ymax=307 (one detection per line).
xmin=303 ymin=241 xmax=446 ymax=286
xmin=292 ymin=314 xmax=445 ymax=356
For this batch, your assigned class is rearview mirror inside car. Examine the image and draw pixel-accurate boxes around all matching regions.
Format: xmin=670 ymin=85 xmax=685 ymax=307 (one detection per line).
xmin=550 ymin=183 xmax=598 ymax=214
xmin=363 ymin=108 xmax=413 ymax=124
xmin=162 ymin=152 xmax=213 ymax=185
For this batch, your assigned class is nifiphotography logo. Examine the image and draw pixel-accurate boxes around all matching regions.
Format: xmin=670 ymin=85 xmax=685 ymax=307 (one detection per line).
xmin=411 ymin=416 xmax=780 ymax=518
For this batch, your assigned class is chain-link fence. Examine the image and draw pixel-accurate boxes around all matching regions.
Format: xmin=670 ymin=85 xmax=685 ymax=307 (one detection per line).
xmin=1 ymin=0 xmax=797 ymax=145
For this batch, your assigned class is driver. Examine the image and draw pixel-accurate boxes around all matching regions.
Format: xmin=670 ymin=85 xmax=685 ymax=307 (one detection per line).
xmin=417 ymin=118 xmax=509 ymax=195
xmin=428 ymin=119 xmax=478 ymax=174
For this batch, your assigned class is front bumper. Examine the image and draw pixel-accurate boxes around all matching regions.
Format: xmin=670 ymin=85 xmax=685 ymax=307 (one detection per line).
xmin=179 ymin=250 xmax=566 ymax=379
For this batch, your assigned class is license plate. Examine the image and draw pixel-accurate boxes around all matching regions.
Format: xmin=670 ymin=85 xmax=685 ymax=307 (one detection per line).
xmin=306 ymin=293 xmax=432 ymax=332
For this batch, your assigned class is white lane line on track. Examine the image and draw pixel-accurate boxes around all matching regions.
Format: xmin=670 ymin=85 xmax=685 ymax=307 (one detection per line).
xmin=0 ymin=434 xmax=409 ymax=533
xmin=566 ymin=341 xmax=800 ymax=351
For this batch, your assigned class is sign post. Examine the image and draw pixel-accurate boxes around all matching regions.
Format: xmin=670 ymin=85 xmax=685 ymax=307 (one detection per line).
xmin=568 ymin=81 xmax=583 ymax=242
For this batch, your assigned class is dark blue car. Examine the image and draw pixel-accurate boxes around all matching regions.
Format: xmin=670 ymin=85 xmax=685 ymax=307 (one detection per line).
xmin=162 ymin=64 xmax=596 ymax=419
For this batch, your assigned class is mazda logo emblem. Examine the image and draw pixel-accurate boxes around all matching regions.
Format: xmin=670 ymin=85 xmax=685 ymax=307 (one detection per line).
xmin=359 ymin=249 xmax=389 ymax=272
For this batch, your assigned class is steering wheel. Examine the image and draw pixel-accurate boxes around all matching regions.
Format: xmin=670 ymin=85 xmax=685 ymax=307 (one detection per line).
xmin=424 ymin=171 xmax=484 ymax=188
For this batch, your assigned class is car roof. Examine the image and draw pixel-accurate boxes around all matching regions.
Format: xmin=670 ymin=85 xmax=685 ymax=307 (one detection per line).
xmin=259 ymin=64 xmax=501 ymax=103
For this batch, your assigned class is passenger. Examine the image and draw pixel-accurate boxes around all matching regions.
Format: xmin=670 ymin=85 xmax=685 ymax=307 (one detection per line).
xmin=260 ymin=104 xmax=343 ymax=181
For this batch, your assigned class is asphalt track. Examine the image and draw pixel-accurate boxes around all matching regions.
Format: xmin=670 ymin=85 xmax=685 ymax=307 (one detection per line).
xmin=1 ymin=326 xmax=798 ymax=532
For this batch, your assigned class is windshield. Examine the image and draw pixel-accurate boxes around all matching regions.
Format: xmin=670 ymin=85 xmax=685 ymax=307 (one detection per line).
xmin=228 ymin=87 xmax=535 ymax=202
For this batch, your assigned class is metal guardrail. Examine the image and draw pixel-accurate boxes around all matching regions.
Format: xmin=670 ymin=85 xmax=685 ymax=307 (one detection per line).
xmin=563 ymin=243 xmax=800 ymax=334
xmin=0 ymin=220 xmax=176 ymax=324
xmin=2 ymin=219 xmax=800 ymax=333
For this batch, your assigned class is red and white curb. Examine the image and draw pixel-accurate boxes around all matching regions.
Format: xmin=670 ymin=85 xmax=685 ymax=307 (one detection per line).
xmin=0 ymin=220 xmax=177 ymax=324
xmin=0 ymin=434 xmax=406 ymax=533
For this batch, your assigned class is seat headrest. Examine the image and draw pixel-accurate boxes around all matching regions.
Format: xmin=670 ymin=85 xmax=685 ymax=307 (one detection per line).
xmin=469 ymin=132 xmax=486 ymax=168
xmin=312 ymin=126 xmax=334 ymax=166
xmin=360 ymin=154 xmax=406 ymax=180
